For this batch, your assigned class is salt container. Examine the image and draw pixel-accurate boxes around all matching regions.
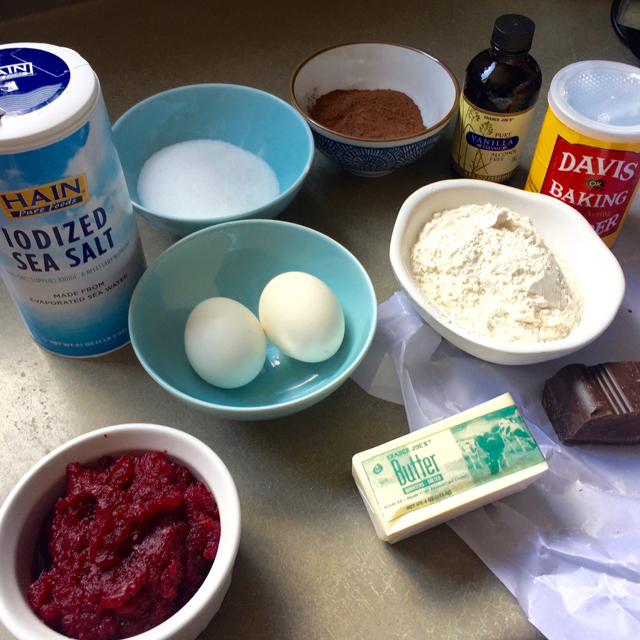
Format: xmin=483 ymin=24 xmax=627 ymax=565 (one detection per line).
xmin=0 ymin=43 xmax=146 ymax=356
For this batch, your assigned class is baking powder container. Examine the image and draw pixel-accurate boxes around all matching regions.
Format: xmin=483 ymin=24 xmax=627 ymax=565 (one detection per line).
xmin=0 ymin=43 xmax=146 ymax=357
xmin=525 ymin=60 xmax=640 ymax=247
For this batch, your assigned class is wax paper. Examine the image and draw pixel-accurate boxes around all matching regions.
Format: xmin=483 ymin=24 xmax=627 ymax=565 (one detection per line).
xmin=351 ymin=214 xmax=640 ymax=640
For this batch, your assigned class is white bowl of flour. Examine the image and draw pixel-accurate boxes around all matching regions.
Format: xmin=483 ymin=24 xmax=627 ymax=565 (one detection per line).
xmin=390 ymin=179 xmax=625 ymax=365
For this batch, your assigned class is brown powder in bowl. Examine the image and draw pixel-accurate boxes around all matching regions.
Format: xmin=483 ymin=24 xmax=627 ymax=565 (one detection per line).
xmin=308 ymin=89 xmax=427 ymax=140
xmin=27 ymin=452 xmax=221 ymax=640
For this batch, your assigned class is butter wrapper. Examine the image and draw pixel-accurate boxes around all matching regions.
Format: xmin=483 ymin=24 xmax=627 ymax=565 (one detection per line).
xmin=352 ymin=393 xmax=548 ymax=543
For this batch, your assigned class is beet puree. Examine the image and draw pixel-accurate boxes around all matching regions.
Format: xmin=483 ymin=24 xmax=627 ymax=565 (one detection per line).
xmin=27 ymin=452 xmax=221 ymax=640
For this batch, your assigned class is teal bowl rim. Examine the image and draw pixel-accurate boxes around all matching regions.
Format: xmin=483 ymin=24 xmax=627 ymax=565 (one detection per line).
xmin=128 ymin=219 xmax=378 ymax=417
xmin=112 ymin=83 xmax=315 ymax=225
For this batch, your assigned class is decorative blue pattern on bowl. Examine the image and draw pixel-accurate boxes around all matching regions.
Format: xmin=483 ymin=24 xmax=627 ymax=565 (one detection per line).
xmin=312 ymin=131 xmax=442 ymax=176
xmin=290 ymin=43 xmax=459 ymax=177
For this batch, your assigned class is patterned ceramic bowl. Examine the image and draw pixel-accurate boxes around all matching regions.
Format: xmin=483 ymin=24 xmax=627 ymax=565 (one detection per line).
xmin=290 ymin=42 xmax=459 ymax=177
xmin=390 ymin=180 xmax=625 ymax=365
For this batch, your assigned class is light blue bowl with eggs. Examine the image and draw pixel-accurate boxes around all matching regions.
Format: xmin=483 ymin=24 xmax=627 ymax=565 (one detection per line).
xmin=128 ymin=219 xmax=377 ymax=420
xmin=113 ymin=84 xmax=314 ymax=237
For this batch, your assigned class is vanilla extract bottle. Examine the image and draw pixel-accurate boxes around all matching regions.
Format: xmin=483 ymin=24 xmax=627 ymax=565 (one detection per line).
xmin=451 ymin=14 xmax=542 ymax=182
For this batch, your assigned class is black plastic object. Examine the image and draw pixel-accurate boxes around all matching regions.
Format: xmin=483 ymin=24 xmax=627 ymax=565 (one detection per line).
xmin=491 ymin=14 xmax=535 ymax=53
xmin=611 ymin=0 xmax=640 ymax=61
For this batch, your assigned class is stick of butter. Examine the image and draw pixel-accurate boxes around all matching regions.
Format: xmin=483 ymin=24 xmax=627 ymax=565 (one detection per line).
xmin=352 ymin=393 xmax=548 ymax=544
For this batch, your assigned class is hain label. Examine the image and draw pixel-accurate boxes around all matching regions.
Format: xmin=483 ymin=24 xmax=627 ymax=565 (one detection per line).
xmin=0 ymin=174 xmax=89 ymax=220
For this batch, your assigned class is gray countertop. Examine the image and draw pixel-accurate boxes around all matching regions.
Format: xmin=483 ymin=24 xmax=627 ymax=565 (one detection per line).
xmin=1 ymin=1 xmax=637 ymax=639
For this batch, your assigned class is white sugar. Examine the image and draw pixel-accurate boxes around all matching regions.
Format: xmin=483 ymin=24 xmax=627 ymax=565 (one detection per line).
xmin=137 ymin=139 xmax=280 ymax=219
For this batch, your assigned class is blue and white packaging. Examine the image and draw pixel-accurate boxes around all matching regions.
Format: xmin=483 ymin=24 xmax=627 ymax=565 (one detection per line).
xmin=0 ymin=43 xmax=146 ymax=357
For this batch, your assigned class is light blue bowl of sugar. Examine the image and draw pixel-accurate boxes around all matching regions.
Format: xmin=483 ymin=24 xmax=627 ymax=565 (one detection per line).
xmin=128 ymin=219 xmax=377 ymax=420
xmin=113 ymin=84 xmax=314 ymax=237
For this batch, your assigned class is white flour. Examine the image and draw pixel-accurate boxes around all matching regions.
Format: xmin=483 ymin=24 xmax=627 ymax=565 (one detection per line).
xmin=410 ymin=203 xmax=583 ymax=343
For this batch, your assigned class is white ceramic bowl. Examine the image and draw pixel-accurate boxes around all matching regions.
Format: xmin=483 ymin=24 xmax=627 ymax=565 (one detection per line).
xmin=390 ymin=179 xmax=626 ymax=365
xmin=0 ymin=424 xmax=241 ymax=640
xmin=290 ymin=42 xmax=459 ymax=177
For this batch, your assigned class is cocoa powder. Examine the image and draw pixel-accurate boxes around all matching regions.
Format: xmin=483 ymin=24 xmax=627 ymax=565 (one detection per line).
xmin=309 ymin=89 xmax=426 ymax=140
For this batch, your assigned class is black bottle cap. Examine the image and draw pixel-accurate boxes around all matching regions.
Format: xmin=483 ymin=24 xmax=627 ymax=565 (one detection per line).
xmin=491 ymin=14 xmax=535 ymax=53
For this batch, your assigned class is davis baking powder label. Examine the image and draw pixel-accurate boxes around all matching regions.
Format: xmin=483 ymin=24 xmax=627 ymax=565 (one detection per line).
xmin=540 ymin=138 xmax=640 ymax=238
xmin=526 ymin=107 xmax=640 ymax=247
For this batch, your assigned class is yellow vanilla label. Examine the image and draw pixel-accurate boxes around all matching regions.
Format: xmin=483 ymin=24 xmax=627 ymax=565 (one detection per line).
xmin=451 ymin=95 xmax=535 ymax=182
xmin=0 ymin=173 xmax=89 ymax=220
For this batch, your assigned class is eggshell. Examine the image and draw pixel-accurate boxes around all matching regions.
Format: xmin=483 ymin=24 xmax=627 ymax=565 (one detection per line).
xmin=259 ymin=271 xmax=345 ymax=363
xmin=184 ymin=297 xmax=267 ymax=388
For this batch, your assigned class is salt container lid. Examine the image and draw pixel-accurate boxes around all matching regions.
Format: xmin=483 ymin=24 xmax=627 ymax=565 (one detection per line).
xmin=0 ymin=42 xmax=99 ymax=154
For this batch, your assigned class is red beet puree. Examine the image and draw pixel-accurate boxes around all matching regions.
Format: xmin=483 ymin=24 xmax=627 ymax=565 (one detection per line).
xmin=27 ymin=452 xmax=221 ymax=640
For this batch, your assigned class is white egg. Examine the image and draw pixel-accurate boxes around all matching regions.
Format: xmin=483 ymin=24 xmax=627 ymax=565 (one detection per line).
xmin=259 ymin=271 xmax=345 ymax=363
xmin=184 ymin=297 xmax=267 ymax=388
